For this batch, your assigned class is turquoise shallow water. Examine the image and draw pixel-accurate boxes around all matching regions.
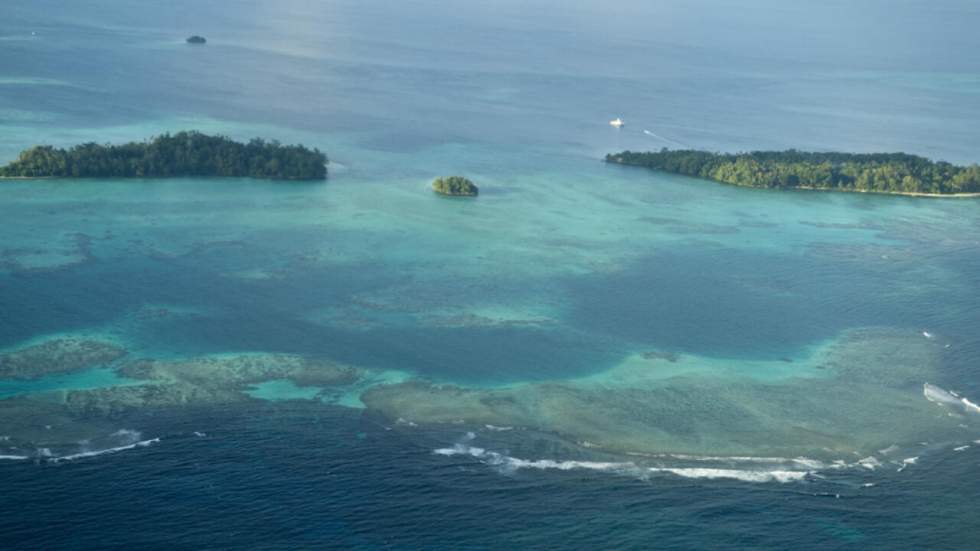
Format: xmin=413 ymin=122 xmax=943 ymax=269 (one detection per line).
xmin=0 ymin=368 xmax=139 ymax=399
xmin=2 ymin=0 xmax=980 ymax=548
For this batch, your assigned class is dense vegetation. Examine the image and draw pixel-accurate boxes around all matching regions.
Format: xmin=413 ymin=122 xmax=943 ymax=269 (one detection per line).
xmin=0 ymin=131 xmax=327 ymax=180
xmin=432 ymin=176 xmax=478 ymax=196
xmin=607 ymin=149 xmax=980 ymax=195
xmin=186 ymin=35 xmax=207 ymax=44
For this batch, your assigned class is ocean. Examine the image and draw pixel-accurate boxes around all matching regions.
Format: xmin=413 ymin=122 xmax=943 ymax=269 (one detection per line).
xmin=1 ymin=0 xmax=979 ymax=548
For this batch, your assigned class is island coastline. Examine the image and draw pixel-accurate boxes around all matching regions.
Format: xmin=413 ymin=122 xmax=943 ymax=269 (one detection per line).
xmin=0 ymin=131 xmax=327 ymax=181
xmin=607 ymin=149 xmax=980 ymax=198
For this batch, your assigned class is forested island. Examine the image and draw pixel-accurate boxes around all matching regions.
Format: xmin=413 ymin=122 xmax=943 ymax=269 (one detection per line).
xmin=607 ymin=149 xmax=980 ymax=196
xmin=432 ymin=176 xmax=479 ymax=196
xmin=0 ymin=131 xmax=327 ymax=180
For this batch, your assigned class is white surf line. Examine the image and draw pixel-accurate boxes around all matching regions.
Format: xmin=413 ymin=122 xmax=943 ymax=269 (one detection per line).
xmin=923 ymin=383 xmax=980 ymax=415
xmin=648 ymin=467 xmax=809 ymax=483
xmin=896 ymin=457 xmax=918 ymax=473
xmin=961 ymin=396 xmax=980 ymax=414
xmin=438 ymin=432 xmax=958 ymax=482
xmin=645 ymin=453 xmax=827 ymax=469
xmin=858 ymin=456 xmax=882 ymax=470
xmin=435 ymin=443 xmax=635 ymax=473
xmin=484 ymin=424 xmax=514 ymax=432
xmin=434 ymin=443 xmax=812 ymax=483
xmin=45 ymin=437 xmax=160 ymax=463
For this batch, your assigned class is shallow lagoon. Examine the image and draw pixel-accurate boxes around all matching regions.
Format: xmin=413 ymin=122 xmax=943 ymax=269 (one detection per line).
xmin=0 ymin=0 xmax=980 ymax=496
xmin=2 ymin=2 xmax=980 ymax=548
xmin=1 ymin=147 xmax=978 ymax=471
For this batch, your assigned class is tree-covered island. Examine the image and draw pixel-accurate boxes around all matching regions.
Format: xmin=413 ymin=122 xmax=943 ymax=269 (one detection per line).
xmin=0 ymin=131 xmax=327 ymax=180
xmin=432 ymin=176 xmax=479 ymax=196
xmin=607 ymin=149 xmax=980 ymax=196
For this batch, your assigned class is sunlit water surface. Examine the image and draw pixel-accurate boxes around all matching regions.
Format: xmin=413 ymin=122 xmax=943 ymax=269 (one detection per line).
xmin=2 ymin=1 xmax=980 ymax=548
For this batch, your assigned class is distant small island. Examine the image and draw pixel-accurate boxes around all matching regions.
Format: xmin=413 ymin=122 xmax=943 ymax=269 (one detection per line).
xmin=607 ymin=149 xmax=980 ymax=197
xmin=186 ymin=35 xmax=207 ymax=44
xmin=0 ymin=131 xmax=327 ymax=180
xmin=433 ymin=176 xmax=478 ymax=197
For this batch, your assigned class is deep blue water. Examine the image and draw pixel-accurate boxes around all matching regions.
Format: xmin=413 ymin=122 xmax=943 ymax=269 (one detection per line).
xmin=3 ymin=0 xmax=980 ymax=549
xmin=2 ymin=403 xmax=979 ymax=550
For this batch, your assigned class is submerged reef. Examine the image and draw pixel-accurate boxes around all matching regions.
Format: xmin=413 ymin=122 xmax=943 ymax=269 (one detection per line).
xmin=114 ymin=353 xmax=360 ymax=390
xmin=362 ymin=328 xmax=977 ymax=460
xmin=2 ymin=329 xmax=978 ymax=466
xmin=0 ymin=338 xmax=126 ymax=380
xmin=0 ymin=342 xmax=366 ymax=455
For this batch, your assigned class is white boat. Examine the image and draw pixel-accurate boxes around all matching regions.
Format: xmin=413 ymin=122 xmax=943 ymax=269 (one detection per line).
xmin=609 ymin=117 xmax=624 ymax=128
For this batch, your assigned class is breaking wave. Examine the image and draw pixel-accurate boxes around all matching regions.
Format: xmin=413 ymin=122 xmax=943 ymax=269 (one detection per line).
xmin=484 ymin=425 xmax=514 ymax=432
xmin=962 ymin=397 xmax=980 ymax=414
xmin=924 ymin=383 xmax=980 ymax=415
xmin=1 ymin=429 xmax=160 ymax=464
xmin=435 ymin=443 xmax=636 ymax=473
xmin=431 ymin=427 xmax=980 ymax=484
xmin=434 ymin=442 xmax=814 ymax=483
xmin=0 ymin=454 xmax=29 ymax=461
xmin=46 ymin=437 xmax=159 ymax=463
xmin=648 ymin=467 xmax=809 ymax=483
xmin=629 ymin=452 xmax=828 ymax=470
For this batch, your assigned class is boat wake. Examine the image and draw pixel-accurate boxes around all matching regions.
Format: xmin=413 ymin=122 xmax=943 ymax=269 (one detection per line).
xmin=642 ymin=129 xmax=689 ymax=148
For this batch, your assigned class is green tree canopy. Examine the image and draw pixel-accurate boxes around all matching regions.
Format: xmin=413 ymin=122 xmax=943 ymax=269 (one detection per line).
xmin=432 ymin=176 xmax=479 ymax=196
xmin=0 ymin=131 xmax=327 ymax=180
xmin=606 ymin=149 xmax=980 ymax=195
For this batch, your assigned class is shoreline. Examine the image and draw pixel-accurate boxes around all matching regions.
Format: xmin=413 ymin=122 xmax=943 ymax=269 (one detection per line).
xmin=794 ymin=186 xmax=980 ymax=198
xmin=608 ymin=160 xmax=980 ymax=199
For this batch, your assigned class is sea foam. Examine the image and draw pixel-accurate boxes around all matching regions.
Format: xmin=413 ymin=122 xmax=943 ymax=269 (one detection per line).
xmin=961 ymin=397 xmax=980 ymax=414
xmin=923 ymin=383 xmax=980 ymax=415
xmin=647 ymin=467 xmax=809 ymax=483
xmin=434 ymin=443 xmax=812 ymax=483
xmin=47 ymin=437 xmax=159 ymax=463
xmin=28 ymin=429 xmax=162 ymax=463
xmin=896 ymin=456 xmax=919 ymax=473
xmin=434 ymin=443 xmax=634 ymax=473
xmin=638 ymin=453 xmax=826 ymax=470
xmin=923 ymin=383 xmax=961 ymax=406
xmin=0 ymin=454 xmax=29 ymax=461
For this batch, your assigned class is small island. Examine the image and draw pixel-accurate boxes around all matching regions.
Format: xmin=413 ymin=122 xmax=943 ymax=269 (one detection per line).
xmin=186 ymin=35 xmax=207 ymax=44
xmin=432 ymin=175 xmax=479 ymax=197
xmin=0 ymin=131 xmax=327 ymax=180
xmin=607 ymin=149 xmax=980 ymax=197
